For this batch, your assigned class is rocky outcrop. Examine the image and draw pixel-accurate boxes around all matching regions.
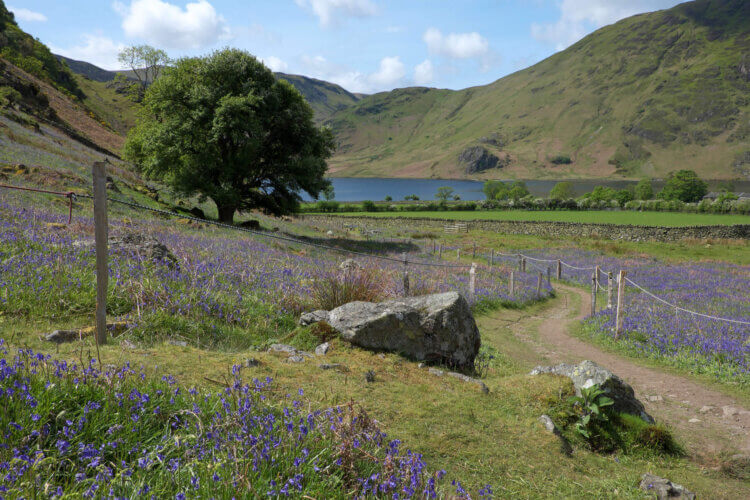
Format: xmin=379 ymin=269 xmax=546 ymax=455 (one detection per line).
xmin=530 ymin=360 xmax=654 ymax=423
xmin=458 ymin=146 xmax=500 ymax=174
xmin=74 ymin=232 xmax=179 ymax=268
xmin=300 ymin=310 xmax=329 ymax=326
xmin=639 ymin=474 xmax=695 ymax=500
xmin=317 ymin=292 xmax=480 ymax=368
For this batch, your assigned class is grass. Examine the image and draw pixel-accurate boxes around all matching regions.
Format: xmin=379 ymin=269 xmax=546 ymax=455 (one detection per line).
xmin=319 ymin=210 xmax=750 ymax=227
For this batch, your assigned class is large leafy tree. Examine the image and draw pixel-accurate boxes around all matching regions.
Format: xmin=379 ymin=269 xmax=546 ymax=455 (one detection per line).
xmin=117 ymin=45 xmax=170 ymax=91
xmin=660 ymin=170 xmax=707 ymax=203
xmin=124 ymin=49 xmax=334 ymax=223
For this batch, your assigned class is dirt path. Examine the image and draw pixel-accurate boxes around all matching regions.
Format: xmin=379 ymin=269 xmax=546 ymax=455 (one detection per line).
xmin=504 ymin=283 xmax=750 ymax=456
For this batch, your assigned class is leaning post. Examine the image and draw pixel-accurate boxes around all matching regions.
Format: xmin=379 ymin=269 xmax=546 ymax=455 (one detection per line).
xmin=92 ymin=161 xmax=108 ymax=346
xmin=469 ymin=263 xmax=477 ymax=301
xmin=607 ymin=271 xmax=614 ymax=309
xmin=536 ymin=272 xmax=543 ymax=298
xmin=590 ymin=272 xmax=597 ymax=316
xmin=557 ymin=259 xmax=562 ymax=280
xmin=614 ymin=270 xmax=627 ymax=339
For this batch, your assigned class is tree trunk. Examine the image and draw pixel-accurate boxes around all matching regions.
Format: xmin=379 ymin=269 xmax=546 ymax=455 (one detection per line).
xmin=216 ymin=203 xmax=236 ymax=224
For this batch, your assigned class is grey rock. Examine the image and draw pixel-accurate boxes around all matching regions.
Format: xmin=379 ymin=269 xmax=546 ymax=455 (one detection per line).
xmin=722 ymin=406 xmax=739 ymax=418
xmin=45 ymin=329 xmax=80 ymax=343
xmin=428 ymin=367 xmax=444 ymax=377
xmin=647 ymin=395 xmax=663 ymax=402
xmin=365 ymin=370 xmax=376 ymax=383
xmin=244 ymin=358 xmax=261 ymax=368
xmin=286 ymin=355 xmax=305 ymax=363
xmin=338 ymin=259 xmax=362 ymax=272
xmin=530 ymin=360 xmax=654 ymax=423
xmin=168 ymin=340 xmax=188 ymax=347
xmin=417 ymin=362 xmax=426 ymax=369
xmin=698 ymin=405 xmax=714 ymax=414
xmin=300 ymin=310 xmax=329 ymax=326
xmin=268 ymin=344 xmax=298 ymax=354
xmin=639 ymin=474 xmax=695 ymax=500
xmin=458 ymin=146 xmax=500 ymax=174
xmin=319 ymin=363 xmax=345 ymax=371
xmin=315 ymin=342 xmax=331 ymax=355
xmin=446 ymin=371 xmax=490 ymax=394
xmin=121 ymin=339 xmax=137 ymax=349
xmin=325 ymin=292 xmax=480 ymax=369
xmin=75 ymin=232 xmax=178 ymax=269
xmin=688 ymin=418 xmax=701 ymax=423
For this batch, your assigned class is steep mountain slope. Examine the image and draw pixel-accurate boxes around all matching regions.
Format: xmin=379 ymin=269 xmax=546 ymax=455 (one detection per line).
xmin=327 ymin=0 xmax=750 ymax=180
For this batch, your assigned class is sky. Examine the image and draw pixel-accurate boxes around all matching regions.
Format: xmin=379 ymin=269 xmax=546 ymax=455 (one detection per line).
xmin=10 ymin=0 xmax=683 ymax=94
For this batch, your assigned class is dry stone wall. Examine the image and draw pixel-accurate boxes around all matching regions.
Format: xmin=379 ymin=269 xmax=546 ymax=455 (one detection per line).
xmin=301 ymin=215 xmax=750 ymax=242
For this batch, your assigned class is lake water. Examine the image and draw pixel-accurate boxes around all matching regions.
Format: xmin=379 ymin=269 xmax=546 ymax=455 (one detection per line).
xmin=306 ymin=177 xmax=750 ymax=202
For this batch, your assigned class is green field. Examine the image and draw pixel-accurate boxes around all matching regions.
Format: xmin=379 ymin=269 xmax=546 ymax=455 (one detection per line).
xmin=322 ymin=210 xmax=749 ymax=227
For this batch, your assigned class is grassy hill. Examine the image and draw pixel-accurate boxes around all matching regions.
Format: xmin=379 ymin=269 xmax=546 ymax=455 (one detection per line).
xmin=326 ymin=0 xmax=750 ymax=181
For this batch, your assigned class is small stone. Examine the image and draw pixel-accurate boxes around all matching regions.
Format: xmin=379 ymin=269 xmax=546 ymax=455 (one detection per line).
xmin=698 ymin=405 xmax=714 ymax=413
xmin=45 ymin=329 xmax=81 ymax=343
xmin=365 ymin=370 xmax=376 ymax=383
xmin=315 ymin=342 xmax=331 ymax=355
xmin=268 ymin=344 xmax=297 ymax=354
xmin=121 ymin=340 xmax=137 ymax=349
xmin=647 ymin=395 xmax=663 ymax=402
xmin=168 ymin=340 xmax=188 ymax=347
xmin=286 ymin=355 xmax=305 ymax=363
xmin=244 ymin=358 xmax=260 ymax=368
xmin=688 ymin=418 xmax=701 ymax=423
xmin=326 ymin=230 xmax=334 ymax=236
xmin=446 ymin=371 xmax=490 ymax=394
xmin=428 ymin=367 xmax=444 ymax=377
xmin=639 ymin=473 xmax=695 ymax=500
xmin=538 ymin=415 xmax=573 ymax=456
xmin=319 ymin=363 xmax=346 ymax=371
xmin=722 ymin=406 xmax=739 ymax=417
xmin=417 ymin=363 xmax=426 ymax=369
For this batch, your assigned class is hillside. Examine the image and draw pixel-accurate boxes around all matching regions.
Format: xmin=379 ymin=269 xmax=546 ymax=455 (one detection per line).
xmin=326 ymin=0 xmax=750 ymax=180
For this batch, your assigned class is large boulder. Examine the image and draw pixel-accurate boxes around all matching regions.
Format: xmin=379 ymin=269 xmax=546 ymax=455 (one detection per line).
xmin=530 ymin=360 xmax=654 ymax=423
xmin=74 ymin=232 xmax=178 ymax=269
xmin=639 ymin=474 xmax=695 ymax=500
xmin=323 ymin=292 xmax=480 ymax=368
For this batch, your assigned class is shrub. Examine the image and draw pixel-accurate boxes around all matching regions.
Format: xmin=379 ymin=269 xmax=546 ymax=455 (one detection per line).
xmin=634 ymin=178 xmax=654 ymax=200
xmin=315 ymin=200 xmax=339 ymax=212
xmin=549 ymin=181 xmax=575 ymax=200
xmin=361 ymin=200 xmax=377 ymax=212
xmin=308 ymin=268 xmax=386 ymax=310
xmin=550 ymin=154 xmax=572 ymax=165
xmin=384 ymin=195 xmax=392 ymax=201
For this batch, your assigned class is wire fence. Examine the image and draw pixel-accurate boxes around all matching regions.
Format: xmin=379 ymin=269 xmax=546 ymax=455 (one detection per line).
xmin=1 ymin=180 xmax=747 ymax=329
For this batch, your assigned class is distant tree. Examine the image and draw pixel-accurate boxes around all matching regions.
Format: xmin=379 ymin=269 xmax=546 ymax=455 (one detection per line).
xmin=453 ymin=194 xmax=461 ymax=201
xmin=550 ymin=154 xmax=572 ymax=165
xmin=614 ymin=189 xmax=634 ymax=207
xmin=483 ymin=180 xmax=506 ymax=200
xmin=322 ymin=185 xmax=335 ymax=201
xmin=404 ymin=194 xmax=420 ymax=201
xmin=584 ymin=186 xmax=617 ymax=203
xmin=634 ymin=178 xmax=654 ymax=200
xmin=118 ymin=45 xmax=170 ymax=90
xmin=660 ymin=170 xmax=708 ymax=203
xmin=549 ymin=181 xmax=575 ymax=200
xmin=435 ymin=186 xmax=455 ymax=201
xmin=507 ymin=181 xmax=530 ymax=200
xmin=361 ymin=200 xmax=377 ymax=212
xmin=384 ymin=195 xmax=392 ymax=202
xmin=124 ymin=49 xmax=335 ymax=223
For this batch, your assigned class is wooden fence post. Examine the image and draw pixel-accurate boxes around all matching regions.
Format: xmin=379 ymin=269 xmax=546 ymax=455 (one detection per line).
xmin=607 ymin=271 xmax=613 ymax=309
xmin=537 ymin=272 xmax=543 ymax=298
xmin=92 ymin=161 xmax=108 ymax=347
xmin=402 ymin=252 xmax=409 ymax=297
xmin=595 ymin=265 xmax=601 ymax=290
xmin=489 ymin=249 xmax=494 ymax=268
xmin=557 ymin=259 xmax=562 ymax=280
xmin=439 ymin=244 xmax=443 ymax=258
xmin=456 ymin=248 xmax=460 ymax=261
xmin=472 ymin=242 xmax=476 ymax=258
xmin=590 ymin=273 xmax=597 ymax=316
xmin=522 ymin=257 xmax=527 ymax=273
xmin=469 ymin=263 xmax=476 ymax=300
xmin=432 ymin=240 xmax=436 ymax=254
xmin=509 ymin=271 xmax=515 ymax=296
xmin=614 ymin=270 xmax=627 ymax=339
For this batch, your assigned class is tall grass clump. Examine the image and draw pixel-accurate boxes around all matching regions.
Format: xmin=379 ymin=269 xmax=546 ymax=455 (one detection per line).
xmin=308 ymin=267 xmax=387 ymax=311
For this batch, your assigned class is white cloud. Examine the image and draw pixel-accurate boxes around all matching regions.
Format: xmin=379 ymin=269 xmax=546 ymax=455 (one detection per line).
xmin=423 ymin=28 xmax=489 ymax=59
xmin=368 ymin=56 xmax=405 ymax=88
xmin=295 ymin=0 xmax=377 ymax=27
xmin=413 ymin=59 xmax=434 ymax=86
xmin=52 ymin=35 xmax=126 ymax=70
xmin=113 ymin=0 xmax=230 ymax=49
xmin=531 ymin=0 xmax=680 ymax=51
xmin=261 ymin=56 xmax=288 ymax=72
xmin=8 ymin=6 xmax=47 ymax=22
xmin=300 ymin=54 xmax=404 ymax=93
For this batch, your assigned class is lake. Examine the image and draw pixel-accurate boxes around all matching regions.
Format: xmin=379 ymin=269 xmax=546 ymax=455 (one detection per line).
xmin=305 ymin=178 xmax=750 ymax=202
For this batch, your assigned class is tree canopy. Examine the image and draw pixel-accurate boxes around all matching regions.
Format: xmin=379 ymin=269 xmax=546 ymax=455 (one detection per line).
xmin=118 ymin=45 xmax=170 ymax=91
xmin=634 ymin=178 xmax=654 ymax=200
xmin=549 ymin=181 xmax=575 ymax=200
xmin=660 ymin=170 xmax=708 ymax=203
xmin=435 ymin=186 xmax=455 ymax=201
xmin=483 ymin=180 xmax=529 ymax=201
xmin=123 ymin=48 xmax=335 ymax=223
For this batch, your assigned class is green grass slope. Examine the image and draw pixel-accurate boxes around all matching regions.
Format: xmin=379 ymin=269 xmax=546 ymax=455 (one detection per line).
xmin=326 ymin=0 xmax=750 ymax=181
xmin=277 ymin=72 xmax=360 ymax=123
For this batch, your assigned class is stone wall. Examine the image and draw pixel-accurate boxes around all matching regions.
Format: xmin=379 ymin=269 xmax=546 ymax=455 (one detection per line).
xmin=301 ymin=215 xmax=750 ymax=242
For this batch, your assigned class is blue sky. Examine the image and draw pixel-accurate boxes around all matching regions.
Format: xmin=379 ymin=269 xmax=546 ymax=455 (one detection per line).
xmin=10 ymin=0 xmax=682 ymax=94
